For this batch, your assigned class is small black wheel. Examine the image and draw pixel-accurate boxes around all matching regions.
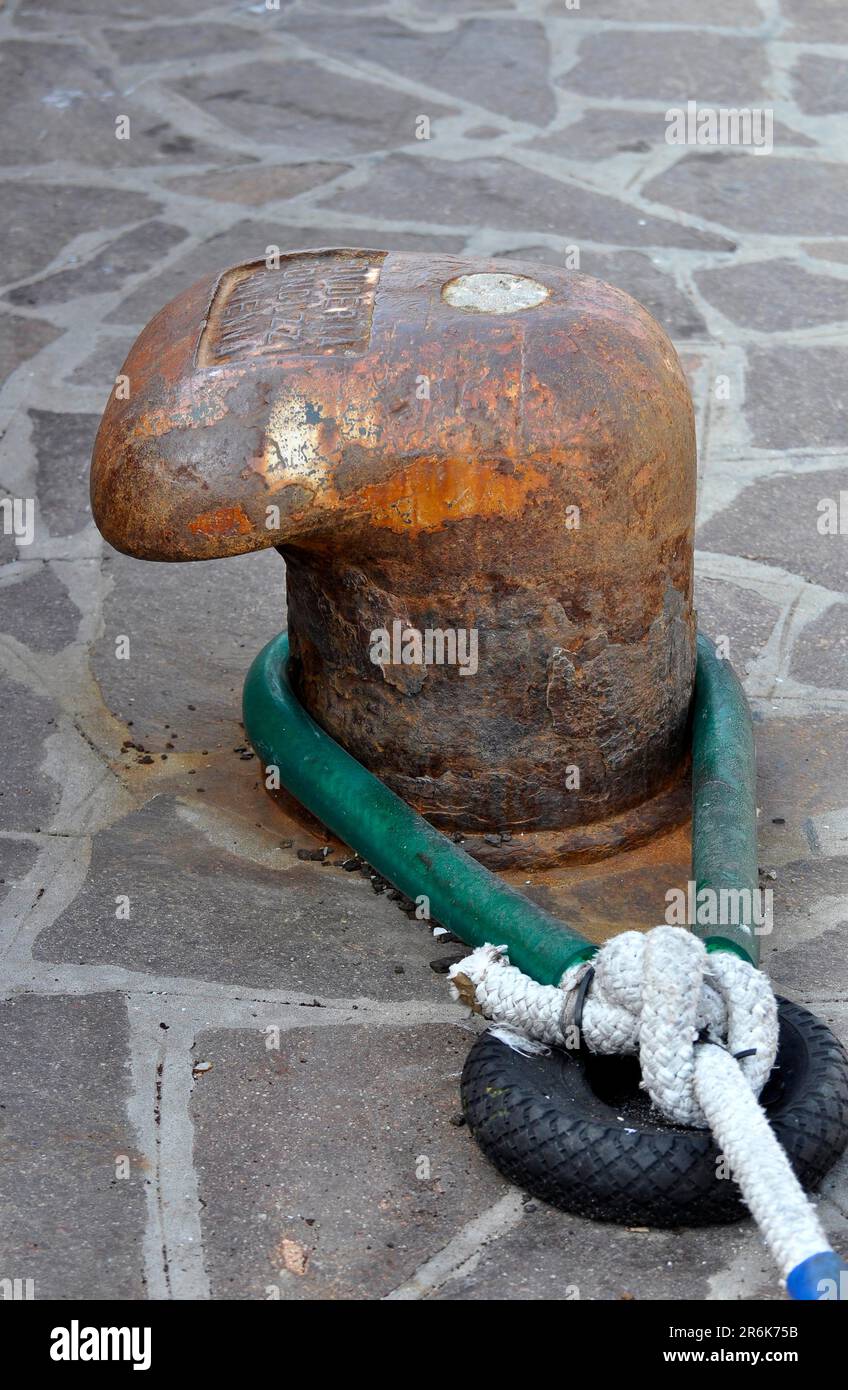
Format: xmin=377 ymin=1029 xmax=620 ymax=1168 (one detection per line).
xmin=461 ymin=998 xmax=848 ymax=1226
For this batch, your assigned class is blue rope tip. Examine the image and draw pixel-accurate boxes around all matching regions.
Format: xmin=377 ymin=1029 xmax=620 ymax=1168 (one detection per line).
xmin=786 ymin=1250 xmax=848 ymax=1301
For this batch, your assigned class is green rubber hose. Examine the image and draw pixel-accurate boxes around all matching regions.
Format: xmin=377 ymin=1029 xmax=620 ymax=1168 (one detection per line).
xmin=691 ymin=632 xmax=760 ymax=966
xmin=243 ymin=630 xmax=759 ymax=984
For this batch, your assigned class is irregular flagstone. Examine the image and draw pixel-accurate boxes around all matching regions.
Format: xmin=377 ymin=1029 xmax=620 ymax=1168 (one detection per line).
xmin=559 ymin=31 xmax=770 ymax=104
xmin=284 ymin=13 xmax=556 ymax=126
xmin=525 ymin=110 xmax=681 ymax=162
xmin=788 ymin=605 xmax=848 ymax=690
xmin=802 ymin=242 xmax=848 ymax=265
xmin=0 ymin=184 xmax=161 ymax=285
xmin=743 ymin=349 xmax=848 ymax=452
xmin=103 ymin=22 xmax=266 ymax=65
xmin=0 ymin=838 xmax=39 ymax=909
xmin=547 ymin=0 xmax=765 ymax=19
xmin=0 ymin=565 xmax=81 ymax=654
xmin=31 ymin=411 xmax=100 ymax=538
xmin=696 ymin=467 xmax=848 ymax=592
xmin=91 ymin=545 xmax=281 ymax=753
xmin=7 ymin=222 xmax=188 ymax=309
xmin=324 ymin=155 xmax=734 ymax=249
xmin=0 ymin=993 xmax=147 ymax=1300
xmin=530 ymin=113 xmax=813 ymax=161
xmin=780 ymin=0 xmax=848 ymax=43
xmin=417 ymin=0 xmax=513 ymax=10
xmin=644 ymin=153 xmax=848 ymax=236
xmin=18 ymin=0 xmax=225 ymax=20
xmin=695 ymin=259 xmax=848 ymax=331
xmin=465 ymin=125 xmax=506 ymax=140
xmin=756 ymin=717 xmax=848 ymax=848
xmin=433 ymin=1202 xmax=784 ymax=1301
xmin=770 ymin=922 xmax=848 ymax=1006
xmin=692 ymin=574 xmax=781 ymax=674
xmin=0 ymin=530 xmax=15 ymax=568
xmin=792 ymin=54 xmax=848 ymax=116
xmin=171 ymin=60 xmax=458 ymax=157
xmin=191 ymin=1023 xmax=502 ymax=1300
xmin=0 ymin=677 xmax=62 ymax=833
xmin=753 ymin=714 xmax=848 ymax=995
xmin=765 ymin=866 xmax=848 ymax=1000
xmin=0 ymin=40 xmax=238 ymax=170
xmin=33 ymin=795 xmax=460 ymax=1000
xmin=0 ymin=313 xmax=61 ymax=379
xmin=66 ymin=333 xmax=141 ymax=388
xmin=162 ymin=163 xmax=350 ymax=207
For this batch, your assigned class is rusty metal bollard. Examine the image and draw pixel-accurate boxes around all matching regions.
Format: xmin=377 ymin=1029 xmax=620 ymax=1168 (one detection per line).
xmin=91 ymin=249 xmax=696 ymax=867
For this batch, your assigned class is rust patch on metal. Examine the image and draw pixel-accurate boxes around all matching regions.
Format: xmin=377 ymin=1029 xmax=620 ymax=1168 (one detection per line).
xmin=351 ymin=455 xmax=550 ymax=533
xmin=187 ymin=504 xmax=253 ymax=538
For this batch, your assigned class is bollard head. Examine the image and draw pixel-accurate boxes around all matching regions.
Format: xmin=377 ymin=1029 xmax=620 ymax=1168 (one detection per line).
xmin=91 ymin=249 xmax=697 ymax=862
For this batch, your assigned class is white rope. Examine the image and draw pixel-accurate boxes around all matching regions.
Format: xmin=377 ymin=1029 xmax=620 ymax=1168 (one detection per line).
xmin=449 ymin=925 xmax=830 ymax=1285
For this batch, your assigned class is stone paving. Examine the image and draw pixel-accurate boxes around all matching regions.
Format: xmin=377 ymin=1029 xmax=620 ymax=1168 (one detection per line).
xmin=1 ymin=0 xmax=847 ymax=1301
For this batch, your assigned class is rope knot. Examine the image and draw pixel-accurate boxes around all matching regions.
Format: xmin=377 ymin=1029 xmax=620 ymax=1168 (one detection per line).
xmin=449 ymin=925 xmax=778 ymax=1127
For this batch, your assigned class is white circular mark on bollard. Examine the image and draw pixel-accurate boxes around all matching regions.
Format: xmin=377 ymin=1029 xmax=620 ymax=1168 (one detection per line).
xmin=441 ymin=272 xmax=550 ymax=314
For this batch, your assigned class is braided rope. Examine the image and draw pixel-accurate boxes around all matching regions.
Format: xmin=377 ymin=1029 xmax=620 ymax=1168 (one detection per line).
xmin=449 ymin=925 xmax=831 ymax=1287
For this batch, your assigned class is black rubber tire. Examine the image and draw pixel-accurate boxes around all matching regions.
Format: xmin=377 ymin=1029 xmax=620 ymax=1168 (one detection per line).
xmin=461 ymin=998 xmax=848 ymax=1226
